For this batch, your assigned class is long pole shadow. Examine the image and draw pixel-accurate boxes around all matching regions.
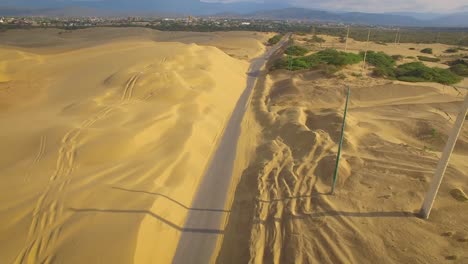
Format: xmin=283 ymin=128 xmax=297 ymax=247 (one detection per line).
xmin=252 ymin=211 xmax=416 ymax=225
xmin=112 ymin=186 xmax=230 ymax=213
xmin=69 ymin=208 xmax=224 ymax=234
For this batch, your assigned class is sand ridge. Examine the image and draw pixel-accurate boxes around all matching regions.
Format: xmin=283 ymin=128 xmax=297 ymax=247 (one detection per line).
xmin=219 ymin=59 xmax=468 ymax=263
xmin=0 ymin=29 xmax=271 ymax=263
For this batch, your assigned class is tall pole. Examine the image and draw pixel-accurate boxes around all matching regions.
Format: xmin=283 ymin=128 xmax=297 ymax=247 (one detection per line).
xmin=345 ymin=26 xmax=350 ymax=52
xmin=362 ymin=28 xmax=371 ymax=71
xmin=394 ymin=28 xmax=400 ymax=44
xmin=419 ymin=92 xmax=468 ymax=219
xmin=331 ymin=86 xmax=351 ymax=194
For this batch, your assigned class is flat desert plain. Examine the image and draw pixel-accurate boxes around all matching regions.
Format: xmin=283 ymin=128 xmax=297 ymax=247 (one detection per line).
xmin=219 ymin=36 xmax=468 ymax=263
xmin=0 ymin=28 xmax=271 ymax=264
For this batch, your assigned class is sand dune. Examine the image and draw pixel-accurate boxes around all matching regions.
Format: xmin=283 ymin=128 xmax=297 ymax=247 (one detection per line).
xmin=0 ymin=29 xmax=271 ymax=263
xmin=219 ymin=62 xmax=468 ymax=263
xmin=0 ymin=28 xmax=269 ymax=60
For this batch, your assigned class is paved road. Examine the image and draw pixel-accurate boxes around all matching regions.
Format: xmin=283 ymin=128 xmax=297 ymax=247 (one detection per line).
xmin=172 ymin=34 xmax=290 ymax=264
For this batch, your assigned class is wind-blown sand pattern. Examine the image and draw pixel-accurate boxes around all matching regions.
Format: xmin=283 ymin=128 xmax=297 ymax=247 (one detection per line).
xmin=219 ymin=61 xmax=468 ymax=263
xmin=0 ymin=29 xmax=270 ymax=263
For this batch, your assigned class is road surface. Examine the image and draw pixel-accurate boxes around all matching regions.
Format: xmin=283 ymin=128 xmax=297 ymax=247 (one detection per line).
xmin=172 ymin=34 xmax=290 ymax=264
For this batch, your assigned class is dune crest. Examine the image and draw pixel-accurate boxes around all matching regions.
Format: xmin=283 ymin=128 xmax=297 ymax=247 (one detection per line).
xmin=0 ymin=38 xmax=250 ymax=263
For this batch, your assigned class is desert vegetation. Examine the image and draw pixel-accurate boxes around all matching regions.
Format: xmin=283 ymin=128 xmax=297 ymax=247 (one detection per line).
xmin=274 ymin=43 xmax=464 ymax=85
xmin=364 ymin=51 xmax=461 ymax=84
xmin=308 ymin=35 xmax=326 ymax=44
xmin=284 ymin=45 xmax=309 ymax=56
xmin=449 ymin=59 xmax=468 ymax=77
xmin=420 ymin=48 xmax=433 ymax=54
xmin=362 ymin=51 xmax=397 ymax=78
xmin=395 ymin=62 xmax=462 ymax=84
xmin=272 ymin=48 xmax=362 ymax=71
xmin=267 ymin=34 xmax=283 ymax=45
xmin=445 ymin=47 xmax=459 ymax=53
xmin=417 ymin=55 xmax=441 ymax=62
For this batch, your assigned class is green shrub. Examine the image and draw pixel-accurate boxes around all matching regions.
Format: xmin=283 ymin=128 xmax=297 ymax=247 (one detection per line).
xmin=421 ymin=48 xmax=433 ymax=54
xmin=450 ymin=64 xmax=468 ymax=76
xmin=268 ymin=34 xmax=283 ymax=45
xmin=309 ymin=35 xmax=325 ymax=43
xmin=444 ymin=48 xmax=459 ymax=53
xmin=396 ymin=62 xmax=462 ymax=84
xmin=285 ymin=45 xmax=309 ymax=56
xmin=361 ymin=51 xmax=396 ymax=78
xmin=362 ymin=51 xmax=395 ymax=68
xmin=417 ymin=56 xmax=441 ymax=62
xmin=314 ymin=49 xmax=362 ymax=66
xmin=448 ymin=59 xmax=468 ymax=76
xmin=272 ymin=49 xmax=361 ymax=71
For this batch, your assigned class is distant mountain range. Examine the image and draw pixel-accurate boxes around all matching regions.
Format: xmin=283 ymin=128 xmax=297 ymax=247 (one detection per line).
xmin=241 ymin=8 xmax=468 ymax=27
xmin=1 ymin=2 xmax=467 ymax=27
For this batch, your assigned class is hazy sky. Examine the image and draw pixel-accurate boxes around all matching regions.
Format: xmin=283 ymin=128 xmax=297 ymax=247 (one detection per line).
xmin=204 ymin=0 xmax=468 ymax=13
xmin=2 ymin=0 xmax=467 ymax=13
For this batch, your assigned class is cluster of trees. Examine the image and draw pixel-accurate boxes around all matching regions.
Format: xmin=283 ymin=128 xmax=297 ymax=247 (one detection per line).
xmin=363 ymin=51 xmax=462 ymax=84
xmin=284 ymin=45 xmax=309 ymax=56
xmin=267 ymin=34 xmax=283 ymax=45
xmin=272 ymin=48 xmax=362 ymax=71
xmin=274 ymin=47 xmax=464 ymax=85
xmin=449 ymin=59 xmax=468 ymax=77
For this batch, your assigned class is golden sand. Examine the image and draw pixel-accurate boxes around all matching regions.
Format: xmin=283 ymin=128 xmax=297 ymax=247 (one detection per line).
xmin=0 ymin=28 xmax=270 ymax=263
xmin=219 ymin=44 xmax=468 ymax=263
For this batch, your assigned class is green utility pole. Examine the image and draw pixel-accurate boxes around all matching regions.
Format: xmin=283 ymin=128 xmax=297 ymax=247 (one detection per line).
xmin=288 ymin=55 xmax=293 ymax=71
xmin=331 ymin=86 xmax=351 ymax=194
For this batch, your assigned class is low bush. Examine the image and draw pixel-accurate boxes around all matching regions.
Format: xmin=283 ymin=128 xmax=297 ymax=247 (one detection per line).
xmin=285 ymin=45 xmax=309 ymax=56
xmin=396 ymin=62 xmax=462 ymax=84
xmin=314 ymin=49 xmax=362 ymax=66
xmin=308 ymin=35 xmax=326 ymax=43
xmin=409 ymin=47 xmax=416 ymax=50
xmin=418 ymin=56 xmax=441 ymax=62
xmin=272 ymin=49 xmax=362 ymax=71
xmin=445 ymin=47 xmax=459 ymax=53
xmin=420 ymin=48 xmax=433 ymax=54
xmin=268 ymin=34 xmax=283 ymax=45
xmin=361 ymin=51 xmax=396 ymax=78
xmin=448 ymin=59 xmax=468 ymax=76
xmin=450 ymin=64 xmax=468 ymax=76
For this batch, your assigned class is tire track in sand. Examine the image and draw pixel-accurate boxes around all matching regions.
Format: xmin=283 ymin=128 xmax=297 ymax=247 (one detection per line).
xmin=121 ymin=73 xmax=141 ymax=101
xmin=16 ymin=67 xmax=154 ymax=263
xmin=15 ymin=106 xmax=114 ymax=264
xmin=16 ymin=71 xmax=140 ymax=263
xmin=33 ymin=136 xmax=47 ymax=164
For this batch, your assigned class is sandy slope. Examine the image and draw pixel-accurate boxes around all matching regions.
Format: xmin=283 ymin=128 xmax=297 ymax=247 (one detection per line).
xmin=219 ymin=61 xmax=468 ymax=263
xmin=0 ymin=29 xmax=269 ymax=263
xmin=0 ymin=28 xmax=270 ymax=60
